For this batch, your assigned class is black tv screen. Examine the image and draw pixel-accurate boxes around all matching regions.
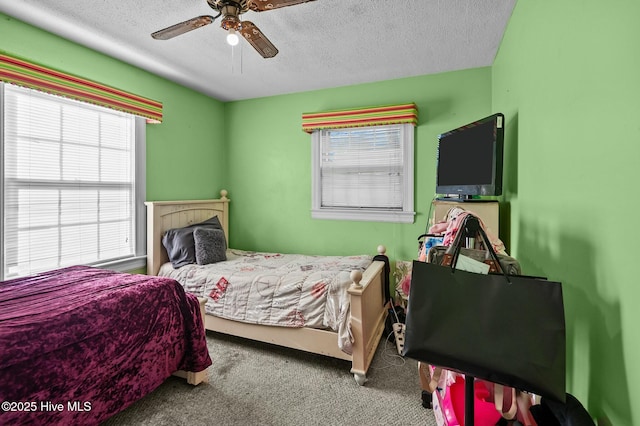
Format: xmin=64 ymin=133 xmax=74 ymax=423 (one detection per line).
xmin=436 ymin=113 xmax=504 ymax=198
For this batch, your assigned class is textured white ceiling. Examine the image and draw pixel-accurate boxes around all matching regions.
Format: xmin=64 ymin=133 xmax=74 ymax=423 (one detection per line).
xmin=0 ymin=0 xmax=516 ymax=101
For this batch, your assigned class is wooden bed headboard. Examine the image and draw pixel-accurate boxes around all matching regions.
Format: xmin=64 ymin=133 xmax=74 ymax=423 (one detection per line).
xmin=145 ymin=190 xmax=230 ymax=276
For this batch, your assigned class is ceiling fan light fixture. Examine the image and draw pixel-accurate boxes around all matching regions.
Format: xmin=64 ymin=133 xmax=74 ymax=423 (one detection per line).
xmin=152 ymin=0 xmax=318 ymax=58
xmin=226 ymin=28 xmax=240 ymax=46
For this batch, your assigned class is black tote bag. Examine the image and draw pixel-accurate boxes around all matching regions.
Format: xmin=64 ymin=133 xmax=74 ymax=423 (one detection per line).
xmin=402 ymin=259 xmax=566 ymax=403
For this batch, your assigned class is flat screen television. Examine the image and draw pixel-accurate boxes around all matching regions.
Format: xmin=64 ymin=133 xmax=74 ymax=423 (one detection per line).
xmin=435 ymin=113 xmax=504 ymax=200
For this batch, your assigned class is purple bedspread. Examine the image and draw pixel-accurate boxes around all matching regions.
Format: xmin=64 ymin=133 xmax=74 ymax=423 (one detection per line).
xmin=0 ymin=266 xmax=212 ymax=425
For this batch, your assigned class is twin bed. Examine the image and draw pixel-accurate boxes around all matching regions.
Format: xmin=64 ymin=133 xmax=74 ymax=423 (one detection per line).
xmin=0 ymin=190 xmax=390 ymax=424
xmin=0 ymin=266 xmax=211 ymax=425
xmin=146 ymin=190 xmax=390 ymax=385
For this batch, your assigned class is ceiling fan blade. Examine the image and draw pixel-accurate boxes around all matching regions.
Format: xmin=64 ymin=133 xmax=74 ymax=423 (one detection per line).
xmin=248 ymin=0 xmax=316 ymax=12
xmin=151 ymin=15 xmax=216 ymax=40
xmin=239 ymin=21 xmax=279 ymax=58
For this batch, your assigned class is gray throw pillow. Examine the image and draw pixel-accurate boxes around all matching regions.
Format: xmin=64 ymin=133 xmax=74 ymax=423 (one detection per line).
xmin=194 ymin=227 xmax=227 ymax=265
xmin=162 ymin=216 xmax=223 ymax=268
xmin=162 ymin=226 xmax=196 ymax=268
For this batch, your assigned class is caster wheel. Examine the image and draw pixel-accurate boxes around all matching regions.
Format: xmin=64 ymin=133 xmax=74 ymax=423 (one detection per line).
xmin=421 ymin=391 xmax=433 ymax=409
xmin=354 ymin=373 xmax=367 ymax=386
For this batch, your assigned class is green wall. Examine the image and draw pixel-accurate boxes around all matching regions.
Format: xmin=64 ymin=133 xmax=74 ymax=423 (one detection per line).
xmin=224 ymin=68 xmax=492 ymax=263
xmin=6 ymin=4 xmax=638 ymax=423
xmin=493 ymin=1 xmax=640 ymax=424
xmin=0 ymin=12 xmax=228 ymax=201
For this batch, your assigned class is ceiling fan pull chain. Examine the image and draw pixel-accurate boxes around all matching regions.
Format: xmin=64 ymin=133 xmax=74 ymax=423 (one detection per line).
xmin=230 ymin=42 xmax=244 ymax=75
xmin=231 ymin=44 xmax=235 ymax=74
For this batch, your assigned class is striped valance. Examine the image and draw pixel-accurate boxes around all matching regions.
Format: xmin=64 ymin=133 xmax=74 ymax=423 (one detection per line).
xmin=0 ymin=53 xmax=162 ymax=123
xmin=302 ymin=103 xmax=417 ymax=133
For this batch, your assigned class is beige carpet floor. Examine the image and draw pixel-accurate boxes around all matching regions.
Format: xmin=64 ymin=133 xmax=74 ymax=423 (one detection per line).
xmin=103 ymin=330 xmax=438 ymax=426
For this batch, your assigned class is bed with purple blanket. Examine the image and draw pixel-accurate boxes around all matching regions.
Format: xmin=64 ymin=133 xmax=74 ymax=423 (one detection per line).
xmin=0 ymin=265 xmax=212 ymax=426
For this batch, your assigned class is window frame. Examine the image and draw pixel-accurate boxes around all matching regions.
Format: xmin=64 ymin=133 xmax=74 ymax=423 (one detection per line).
xmin=0 ymin=82 xmax=146 ymax=280
xmin=311 ymin=123 xmax=415 ymax=223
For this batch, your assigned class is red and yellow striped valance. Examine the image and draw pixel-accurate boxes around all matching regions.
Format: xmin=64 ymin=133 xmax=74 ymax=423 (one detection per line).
xmin=302 ymin=103 xmax=417 ymax=133
xmin=0 ymin=53 xmax=162 ymax=123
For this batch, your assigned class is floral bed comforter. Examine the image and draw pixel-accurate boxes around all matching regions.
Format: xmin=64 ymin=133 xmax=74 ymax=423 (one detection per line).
xmin=159 ymin=249 xmax=372 ymax=354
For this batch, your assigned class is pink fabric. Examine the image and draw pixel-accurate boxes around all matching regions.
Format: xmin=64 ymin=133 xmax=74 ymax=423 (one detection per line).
xmin=438 ymin=211 xmax=505 ymax=254
xmin=0 ymin=266 xmax=211 ymax=425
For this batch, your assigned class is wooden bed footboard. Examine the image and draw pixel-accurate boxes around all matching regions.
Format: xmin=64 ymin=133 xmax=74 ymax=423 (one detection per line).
xmin=348 ymin=249 xmax=389 ymax=385
xmin=147 ymin=191 xmax=390 ymax=385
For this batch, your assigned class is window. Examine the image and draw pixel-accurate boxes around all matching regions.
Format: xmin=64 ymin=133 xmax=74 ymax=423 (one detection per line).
xmin=311 ymin=123 xmax=415 ymax=223
xmin=1 ymin=83 xmax=146 ymax=280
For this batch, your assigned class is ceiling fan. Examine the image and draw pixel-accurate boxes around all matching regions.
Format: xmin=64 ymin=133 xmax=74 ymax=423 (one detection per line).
xmin=151 ymin=0 xmax=316 ymax=58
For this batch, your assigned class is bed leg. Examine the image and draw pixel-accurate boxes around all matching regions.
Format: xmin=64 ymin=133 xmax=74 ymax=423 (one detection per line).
xmin=173 ymin=369 xmax=209 ymax=385
xmin=186 ymin=370 xmax=209 ymax=385
xmin=173 ymin=296 xmax=210 ymax=385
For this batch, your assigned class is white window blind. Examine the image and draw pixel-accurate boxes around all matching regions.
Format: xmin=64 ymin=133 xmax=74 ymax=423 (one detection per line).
xmin=311 ymin=124 xmax=415 ymax=223
xmin=321 ymin=126 xmax=403 ymax=208
xmin=2 ymin=84 xmax=138 ymax=279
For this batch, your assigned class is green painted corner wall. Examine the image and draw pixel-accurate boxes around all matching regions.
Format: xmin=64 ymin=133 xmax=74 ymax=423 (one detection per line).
xmin=492 ymin=1 xmax=640 ymax=424
xmin=224 ymin=68 xmax=493 ymax=263
xmin=0 ymin=12 xmax=228 ymax=202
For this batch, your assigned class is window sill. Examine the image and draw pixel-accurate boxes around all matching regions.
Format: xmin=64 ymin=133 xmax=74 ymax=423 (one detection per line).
xmin=312 ymin=208 xmax=415 ymax=223
xmin=93 ymin=255 xmax=147 ymax=274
